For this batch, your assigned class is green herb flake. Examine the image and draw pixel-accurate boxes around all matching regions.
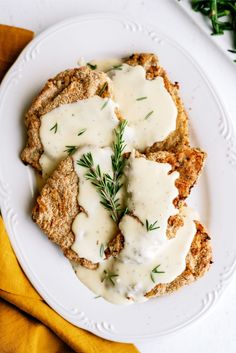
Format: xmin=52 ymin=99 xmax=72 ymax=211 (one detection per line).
xmin=98 ymin=82 xmax=108 ymax=96
xmin=150 ymin=265 xmax=165 ymax=283
xmin=100 ymin=244 xmax=105 ymax=258
xmin=145 ymin=220 xmax=160 ymax=232
xmin=112 ymin=64 xmax=122 ymax=70
xmin=101 ymin=99 xmax=109 ymax=110
xmin=101 ymin=270 xmax=119 ymax=286
xmin=144 ymin=111 xmax=154 ymax=120
xmin=77 ymin=128 xmax=86 ymax=136
xmin=136 ymin=96 xmax=147 ymax=101
xmin=50 ymin=123 xmax=58 ymax=133
xmin=87 ymin=62 xmax=97 ymax=70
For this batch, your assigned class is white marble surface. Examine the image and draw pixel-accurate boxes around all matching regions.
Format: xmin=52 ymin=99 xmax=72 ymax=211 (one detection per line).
xmin=1 ymin=0 xmax=236 ymax=352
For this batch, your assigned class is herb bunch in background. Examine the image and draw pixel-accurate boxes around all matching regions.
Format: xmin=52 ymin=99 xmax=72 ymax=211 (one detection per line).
xmin=191 ymin=0 xmax=236 ymax=60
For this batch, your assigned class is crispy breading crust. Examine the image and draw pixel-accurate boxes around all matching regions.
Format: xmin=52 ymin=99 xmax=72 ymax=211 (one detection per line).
xmin=32 ymin=156 xmax=97 ymax=269
xmin=125 ymin=53 xmax=189 ymax=152
xmin=21 ymin=66 xmax=112 ymax=172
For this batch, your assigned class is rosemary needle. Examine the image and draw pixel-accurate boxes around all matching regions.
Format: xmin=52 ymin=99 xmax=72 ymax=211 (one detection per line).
xmin=145 ymin=220 xmax=160 ymax=232
xmin=136 ymin=96 xmax=147 ymax=101
xmin=144 ymin=111 xmax=154 ymax=120
xmin=150 ymin=265 xmax=165 ymax=283
xmin=50 ymin=123 xmax=58 ymax=133
xmin=87 ymin=62 xmax=97 ymax=70
xmin=101 ymin=99 xmax=109 ymax=110
xmin=77 ymin=128 xmax=86 ymax=136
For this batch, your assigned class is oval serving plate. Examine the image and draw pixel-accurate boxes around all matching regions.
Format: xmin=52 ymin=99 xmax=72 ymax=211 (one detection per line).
xmin=0 ymin=13 xmax=236 ymax=343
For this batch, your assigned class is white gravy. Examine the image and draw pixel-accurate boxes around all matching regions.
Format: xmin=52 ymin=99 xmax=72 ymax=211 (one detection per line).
xmin=39 ymin=96 xmax=119 ymax=177
xmin=109 ymin=63 xmax=177 ymax=151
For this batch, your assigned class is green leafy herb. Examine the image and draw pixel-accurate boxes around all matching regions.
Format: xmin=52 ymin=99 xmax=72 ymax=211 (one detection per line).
xmin=101 ymin=99 xmax=109 ymax=110
xmin=93 ymin=295 xmax=101 ymax=299
xmin=50 ymin=123 xmax=58 ymax=133
xmin=64 ymin=145 xmax=77 ymax=155
xmin=145 ymin=220 xmax=160 ymax=232
xmin=100 ymin=244 xmax=105 ymax=258
xmin=191 ymin=1 xmax=236 ymax=60
xmin=150 ymin=265 xmax=165 ymax=283
xmin=101 ymin=269 xmax=118 ymax=286
xmin=98 ymin=82 xmax=108 ymax=96
xmin=77 ymin=128 xmax=86 ymax=136
xmin=228 ymin=49 xmax=236 ymax=53
xmin=87 ymin=62 xmax=97 ymax=70
xmin=77 ymin=121 xmax=127 ymax=223
xmin=144 ymin=111 xmax=154 ymax=120
xmin=136 ymin=96 xmax=147 ymax=101
xmin=106 ymin=64 xmax=123 ymax=72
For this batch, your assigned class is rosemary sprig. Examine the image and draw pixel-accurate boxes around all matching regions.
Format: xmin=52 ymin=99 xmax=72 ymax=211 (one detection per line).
xmin=77 ymin=152 xmax=122 ymax=222
xmin=101 ymin=269 xmax=118 ymax=286
xmin=144 ymin=111 xmax=154 ymax=120
xmin=77 ymin=121 xmax=127 ymax=223
xmin=77 ymin=128 xmax=86 ymax=136
xmin=101 ymin=99 xmax=109 ymax=110
xmin=100 ymin=244 xmax=105 ymax=258
xmin=50 ymin=123 xmax=58 ymax=133
xmin=136 ymin=96 xmax=147 ymax=101
xmin=98 ymin=82 xmax=108 ymax=96
xmin=111 ymin=120 xmax=127 ymax=183
xmin=150 ymin=265 xmax=165 ymax=283
xmin=64 ymin=145 xmax=77 ymax=155
xmin=87 ymin=62 xmax=97 ymax=70
xmin=145 ymin=220 xmax=160 ymax=232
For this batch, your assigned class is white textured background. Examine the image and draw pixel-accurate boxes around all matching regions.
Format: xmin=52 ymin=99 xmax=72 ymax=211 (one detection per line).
xmin=1 ymin=0 xmax=236 ymax=352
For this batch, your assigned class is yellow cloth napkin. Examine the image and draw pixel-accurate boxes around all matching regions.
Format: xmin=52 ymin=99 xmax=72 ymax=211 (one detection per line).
xmin=0 ymin=25 xmax=139 ymax=353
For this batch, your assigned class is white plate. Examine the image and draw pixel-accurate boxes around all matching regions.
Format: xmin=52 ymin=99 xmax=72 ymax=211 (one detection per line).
xmin=1 ymin=13 xmax=236 ymax=343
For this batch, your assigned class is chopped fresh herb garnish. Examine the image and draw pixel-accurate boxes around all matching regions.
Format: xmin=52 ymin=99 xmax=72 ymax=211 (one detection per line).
xmin=228 ymin=49 xmax=236 ymax=53
xmin=77 ymin=128 xmax=86 ymax=136
xmin=64 ymin=145 xmax=77 ymax=155
xmin=150 ymin=265 xmax=165 ymax=283
xmin=144 ymin=111 xmax=154 ymax=120
xmin=101 ymin=99 xmax=109 ymax=110
xmin=77 ymin=121 xmax=127 ymax=223
xmin=191 ymin=1 xmax=236 ymax=61
xmin=101 ymin=269 xmax=118 ymax=286
xmin=98 ymin=82 xmax=108 ymax=96
xmin=50 ymin=123 xmax=58 ymax=133
xmin=94 ymin=295 xmax=101 ymax=299
xmin=145 ymin=220 xmax=160 ymax=232
xmin=112 ymin=64 xmax=122 ymax=70
xmin=87 ymin=62 xmax=97 ymax=70
xmin=136 ymin=96 xmax=147 ymax=101
xmin=100 ymin=244 xmax=105 ymax=258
